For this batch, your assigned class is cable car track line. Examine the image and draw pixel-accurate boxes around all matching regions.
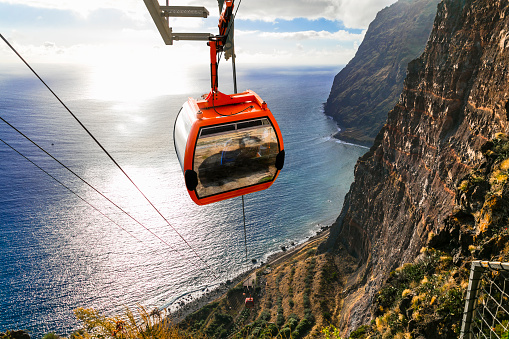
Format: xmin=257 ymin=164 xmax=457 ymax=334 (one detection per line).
xmin=0 ymin=137 xmax=204 ymax=280
xmin=0 ymin=116 xmax=209 ymax=274
xmin=1 ymin=33 xmax=218 ymax=280
xmin=0 ymin=137 xmax=146 ymax=247
xmin=242 ymin=195 xmax=248 ymax=261
xmin=216 ymin=0 xmax=242 ymax=68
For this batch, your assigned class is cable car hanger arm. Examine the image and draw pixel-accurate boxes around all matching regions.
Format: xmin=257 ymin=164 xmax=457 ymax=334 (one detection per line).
xmin=143 ymin=0 xmax=212 ymax=44
xmin=208 ymin=1 xmax=234 ymax=94
xmin=143 ymin=0 xmax=233 ymax=46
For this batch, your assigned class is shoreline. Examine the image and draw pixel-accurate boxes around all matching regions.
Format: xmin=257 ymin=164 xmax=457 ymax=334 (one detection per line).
xmin=322 ymin=109 xmax=372 ymax=149
xmin=168 ymin=226 xmax=331 ymax=323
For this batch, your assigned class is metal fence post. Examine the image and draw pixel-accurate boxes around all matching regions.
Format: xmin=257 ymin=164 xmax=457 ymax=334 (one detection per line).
xmin=460 ymin=261 xmax=485 ymax=339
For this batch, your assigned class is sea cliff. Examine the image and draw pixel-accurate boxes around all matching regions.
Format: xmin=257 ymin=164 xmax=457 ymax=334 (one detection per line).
xmin=324 ymin=0 xmax=439 ymax=146
xmin=321 ymin=0 xmax=509 ymax=334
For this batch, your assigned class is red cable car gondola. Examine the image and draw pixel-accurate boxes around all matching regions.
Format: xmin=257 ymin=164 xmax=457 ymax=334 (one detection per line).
xmin=174 ymin=88 xmax=284 ymax=205
xmin=173 ymin=2 xmax=284 ymax=205
xmin=245 ymin=297 xmax=255 ymax=309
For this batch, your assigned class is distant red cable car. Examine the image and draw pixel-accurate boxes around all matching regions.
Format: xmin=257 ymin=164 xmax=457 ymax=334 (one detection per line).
xmin=245 ymin=297 xmax=255 ymax=308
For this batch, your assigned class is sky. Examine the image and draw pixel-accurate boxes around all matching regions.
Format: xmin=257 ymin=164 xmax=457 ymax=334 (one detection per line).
xmin=0 ymin=0 xmax=399 ymax=68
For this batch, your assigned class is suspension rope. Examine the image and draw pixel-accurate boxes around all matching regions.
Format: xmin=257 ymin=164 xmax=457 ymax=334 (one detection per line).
xmin=232 ymin=50 xmax=238 ymax=94
xmin=0 ymin=116 xmax=212 ymax=275
xmin=217 ymin=0 xmax=243 ymax=67
xmin=0 ymin=137 xmax=146 ymax=245
xmin=0 ymin=137 xmax=208 ymax=280
xmin=222 ymin=6 xmax=249 ymax=263
xmin=0 ymin=33 xmax=217 ymax=279
xmin=242 ymin=195 xmax=248 ymax=261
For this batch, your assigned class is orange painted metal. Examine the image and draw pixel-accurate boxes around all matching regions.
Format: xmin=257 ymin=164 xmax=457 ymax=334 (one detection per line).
xmin=180 ymin=89 xmax=284 ymax=205
xmin=218 ymin=1 xmax=233 ymax=37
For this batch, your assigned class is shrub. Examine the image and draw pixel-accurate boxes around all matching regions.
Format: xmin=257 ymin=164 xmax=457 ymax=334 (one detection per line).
xmin=277 ymin=313 xmax=285 ymax=328
xmin=262 ymin=323 xmax=279 ymax=337
xmin=205 ymin=313 xmax=234 ymax=337
xmin=279 ymin=327 xmax=291 ymax=338
xmin=258 ymin=310 xmax=271 ymax=322
xmin=227 ymin=285 xmax=243 ymax=298
xmin=73 ymin=306 xmax=188 ymax=339
xmin=321 ymin=325 xmax=343 ymax=339
xmin=1 ymin=331 xmax=31 ymax=339
xmin=284 ymin=315 xmax=300 ymax=331
xmin=252 ymin=327 xmax=261 ymax=337
xmin=42 ymin=333 xmax=61 ymax=339
xmin=303 ymin=294 xmax=311 ymax=308
xmin=291 ymin=315 xmax=314 ymax=338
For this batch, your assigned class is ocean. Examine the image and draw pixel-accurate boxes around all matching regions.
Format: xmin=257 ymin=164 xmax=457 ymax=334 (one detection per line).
xmin=0 ymin=61 xmax=366 ymax=337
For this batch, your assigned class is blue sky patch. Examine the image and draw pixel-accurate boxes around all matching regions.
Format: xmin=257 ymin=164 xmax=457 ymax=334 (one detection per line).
xmin=236 ymin=17 xmax=363 ymax=34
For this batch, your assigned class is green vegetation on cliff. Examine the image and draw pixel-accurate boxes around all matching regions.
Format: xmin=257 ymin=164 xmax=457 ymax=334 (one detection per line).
xmin=177 ymin=234 xmax=353 ymax=339
xmin=177 ymin=135 xmax=509 ymax=338
xmin=343 ymin=134 xmax=509 ymax=338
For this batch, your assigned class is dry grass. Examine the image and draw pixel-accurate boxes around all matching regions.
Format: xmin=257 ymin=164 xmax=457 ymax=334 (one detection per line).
xmin=72 ymin=306 xmax=200 ymax=339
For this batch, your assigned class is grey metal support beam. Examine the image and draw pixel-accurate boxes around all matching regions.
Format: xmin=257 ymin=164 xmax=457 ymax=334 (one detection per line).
xmin=143 ymin=0 xmax=211 ymax=45
xmin=172 ymin=33 xmax=213 ymax=41
xmin=143 ymin=0 xmax=174 ymax=45
xmin=161 ymin=6 xmax=209 ymax=18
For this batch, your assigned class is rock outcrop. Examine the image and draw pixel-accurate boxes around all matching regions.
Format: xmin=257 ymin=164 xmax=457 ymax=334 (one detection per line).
xmin=324 ymin=0 xmax=440 ymax=146
xmin=321 ymin=0 xmax=509 ymax=333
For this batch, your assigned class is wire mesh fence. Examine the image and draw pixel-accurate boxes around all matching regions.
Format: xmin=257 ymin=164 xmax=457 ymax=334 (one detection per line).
xmin=460 ymin=261 xmax=509 ymax=339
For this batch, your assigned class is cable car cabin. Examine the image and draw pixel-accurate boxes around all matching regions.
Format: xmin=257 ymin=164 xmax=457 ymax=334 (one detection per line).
xmin=245 ymin=297 xmax=255 ymax=309
xmin=174 ymin=90 xmax=284 ymax=205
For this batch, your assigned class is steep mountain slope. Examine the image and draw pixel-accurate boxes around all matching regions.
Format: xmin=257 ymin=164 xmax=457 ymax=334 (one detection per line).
xmin=178 ymin=233 xmax=358 ymax=339
xmin=321 ymin=0 xmax=509 ymax=333
xmin=324 ymin=0 xmax=440 ymax=146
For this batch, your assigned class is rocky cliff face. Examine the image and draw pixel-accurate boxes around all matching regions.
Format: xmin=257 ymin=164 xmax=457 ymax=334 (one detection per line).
xmin=324 ymin=0 xmax=440 ymax=146
xmin=321 ymin=0 xmax=509 ymax=332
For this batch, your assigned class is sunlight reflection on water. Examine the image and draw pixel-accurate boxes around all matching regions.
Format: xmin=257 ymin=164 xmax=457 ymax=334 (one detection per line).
xmin=0 ymin=63 xmax=366 ymax=336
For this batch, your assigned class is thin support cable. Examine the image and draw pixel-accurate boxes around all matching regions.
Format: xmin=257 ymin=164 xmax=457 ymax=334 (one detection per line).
xmin=232 ymin=49 xmax=238 ymax=94
xmin=229 ymin=33 xmax=248 ymax=264
xmin=217 ymin=0 xmax=242 ymax=68
xmin=1 ymin=33 xmax=217 ymax=280
xmin=0 ymin=137 xmax=145 ymax=246
xmin=0 ymin=116 xmax=211 ymax=278
xmin=242 ymin=195 xmax=248 ymax=261
xmin=0 ymin=137 xmax=191 ymax=273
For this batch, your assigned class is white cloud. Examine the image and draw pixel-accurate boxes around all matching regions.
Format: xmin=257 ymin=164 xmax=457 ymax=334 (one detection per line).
xmin=0 ymin=0 xmax=396 ymax=67
xmin=232 ymin=29 xmax=361 ymax=66
xmin=1 ymin=0 xmax=399 ymax=29
xmin=1 ymin=0 xmax=138 ymax=14
xmin=190 ymin=0 xmax=398 ymax=29
xmin=259 ymin=30 xmax=364 ymax=41
xmin=337 ymin=0 xmax=399 ymax=28
xmin=234 ymin=44 xmax=359 ymax=66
